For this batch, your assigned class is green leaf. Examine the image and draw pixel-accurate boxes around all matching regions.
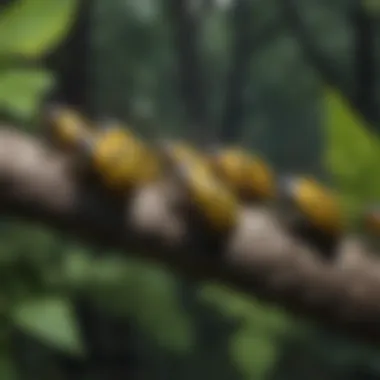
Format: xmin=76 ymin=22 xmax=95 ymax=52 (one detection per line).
xmin=200 ymin=283 xmax=289 ymax=334
xmin=65 ymin=253 xmax=195 ymax=352
xmin=230 ymin=324 xmax=281 ymax=379
xmin=323 ymin=86 xmax=380 ymax=217
xmin=123 ymin=265 xmax=195 ymax=351
xmin=11 ymin=296 xmax=84 ymax=356
xmin=0 ymin=353 xmax=18 ymax=380
xmin=0 ymin=68 xmax=53 ymax=121
xmin=0 ymin=0 xmax=77 ymax=58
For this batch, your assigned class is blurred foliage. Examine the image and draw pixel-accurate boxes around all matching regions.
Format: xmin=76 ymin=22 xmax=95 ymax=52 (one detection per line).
xmin=12 ymin=296 xmax=84 ymax=356
xmin=0 ymin=0 xmax=76 ymax=58
xmin=0 ymin=0 xmax=380 ymax=380
xmin=324 ymin=86 xmax=380 ymax=225
xmin=0 ymin=0 xmax=77 ymax=121
xmin=0 ymin=68 xmax=53 ymax=121
xmin=201 ymin=284 xmax=290 ymax=378
xmin=65 ymin=252 xmax=196 ymax=352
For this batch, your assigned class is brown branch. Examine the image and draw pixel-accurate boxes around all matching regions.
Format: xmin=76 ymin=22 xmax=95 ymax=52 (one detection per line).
xmin=3 ymin=128 xmax=380 ymax=345
xmin=281 ymin=0 xmax=380 ymax=127
xmin=219 ymin=3 xmax=283 ymax=143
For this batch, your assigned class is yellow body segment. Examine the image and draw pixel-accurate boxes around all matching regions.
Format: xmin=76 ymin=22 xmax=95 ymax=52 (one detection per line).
xmin=167 ymin=142 xmax=199 ymax=160
xmin=210 ymin=147 xmax=275 ymax=201
xmin=90 ymin=127 xmax=161 ymax=191
xmin=286 ymin=177 xmax=343 ymax=236
xmin=170 ymin=149 xmax=238 ymax=233
xmin=188 ymin=165 xmax=237 ymax=232
xmin=158 ymin=141 xmax=207 ymax=170
xmin=44 ymin=106 xmax=93 ymax=151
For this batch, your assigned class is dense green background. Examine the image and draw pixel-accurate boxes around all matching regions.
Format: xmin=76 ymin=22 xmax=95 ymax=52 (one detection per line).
xmin=1 ymin=0 xmax=380 ymax=379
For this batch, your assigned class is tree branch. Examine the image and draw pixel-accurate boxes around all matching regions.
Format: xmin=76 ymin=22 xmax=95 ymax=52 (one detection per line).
xmin=219 ymin=2 xmax=283 ymax=143
xmin=281 ymin=0 xmax=380 ymax=128
xmin=3 ymin=128 xmax=380 ymax=345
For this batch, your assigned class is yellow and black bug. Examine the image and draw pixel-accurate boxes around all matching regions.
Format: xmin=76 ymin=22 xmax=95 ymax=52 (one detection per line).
xmin=176 ymin=159 xmax=238 ymax=235
xmin=42 ymin=105 xmax=93 ymax=153
xmin=158 ymin=140 xmax=239 ymax=253
xmin=277 ymin=176 xmax=343 ymax=257
xmin=44 ymin=109 xmax=162 ymax=193
xmin=83 ymin=120 xmax=162 ymax=193
xmin=208 ymin=147 xmax=275 ymax=203
xmin=157 ymin=140 xmax=207 ymax=168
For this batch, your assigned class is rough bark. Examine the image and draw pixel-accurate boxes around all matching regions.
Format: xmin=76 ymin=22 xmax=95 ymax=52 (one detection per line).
xmin=2 ymin=128 xmax=380 ymax=345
